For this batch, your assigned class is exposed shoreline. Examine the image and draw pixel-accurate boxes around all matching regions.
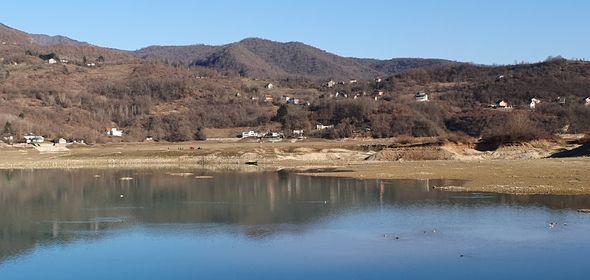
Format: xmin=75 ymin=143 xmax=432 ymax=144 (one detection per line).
xmin=1 ymin=140 xmax=589 ymax=195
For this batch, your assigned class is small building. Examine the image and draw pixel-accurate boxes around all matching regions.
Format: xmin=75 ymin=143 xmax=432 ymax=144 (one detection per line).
xmin=335 ymin=92 xmax=348 ymax=98
xmin=316 ymin=124 xmax=334 ymax=130
xmin=265 ymin=132 xmax=283 ymax=139
xmin=60 ymin=59 xmax=69 ymax=64
xmin=292 ymin=130 xmax=305 ymax=139
xmin=372 ymin=91 xmax=384 ymax=100
xmin=530 ymin=98 xmax=541 ymax=109
xmin=493 ymin=100 xmax=509 ymax=109
xmin=24 ymin=134 xmax=44 ymax=144
xmin=375 ymin=78 xmax=382 ymax=83
xmin=2 ymin=135 xmax=14 ymax=144
xmin=235 ymin=92 xmax=241 ymax=97
xmin=415 ymin=92 xmax=429 ymax=102
xmin=584 ymin=97 xmax=590 ymax=106
xmin=264 ymin=95 xmax=274 ymax=102
xmin=48 ymin=58 xmax=57 ymax=64
xmin=326 ymin=80 xmax=336 ymax=88
xmin=557 ymin=96 xmax=566 ymax=105
xmin=349 ymin=79 xmax=358 ymax=84
xmin=56 ymin=138 xmax=67 ymax=144
xmin=87 ymin=63 xmax=96 ymax=67
xmin=287 ymin=98 xmax=300 ymax=105
xmin=265 ymin=83 xmax=275 ymax=90
xmin=242 ymin=131 xmax=260 ymax=138
xmin=106 ymin=128 xmax=123 ymax=137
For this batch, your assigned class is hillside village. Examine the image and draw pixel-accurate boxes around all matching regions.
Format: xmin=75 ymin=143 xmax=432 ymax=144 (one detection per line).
xmin=0 ymin=23 xmax=589 ymax=151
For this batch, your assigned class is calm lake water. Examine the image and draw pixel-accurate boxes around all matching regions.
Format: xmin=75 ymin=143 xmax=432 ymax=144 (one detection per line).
xmin=1 ymin=169 xmax=590 ymax=279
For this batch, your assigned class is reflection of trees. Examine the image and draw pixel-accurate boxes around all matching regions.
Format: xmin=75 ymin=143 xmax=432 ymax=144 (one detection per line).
xmin=1 ymin=169 xmax=590 ymax=263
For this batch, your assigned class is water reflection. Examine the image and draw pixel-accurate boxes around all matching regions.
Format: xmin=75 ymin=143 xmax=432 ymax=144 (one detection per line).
xmin=1 ymin=169 xmax=590 ymax=275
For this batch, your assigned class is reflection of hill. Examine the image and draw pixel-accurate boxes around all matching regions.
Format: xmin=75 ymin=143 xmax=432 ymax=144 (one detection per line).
xmin=1 ymin=169 xmax=590 ymax=263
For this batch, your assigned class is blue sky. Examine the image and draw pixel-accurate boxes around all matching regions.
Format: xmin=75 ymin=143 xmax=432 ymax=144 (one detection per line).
xmin=1 ymin=0 xmax=589 ymax=64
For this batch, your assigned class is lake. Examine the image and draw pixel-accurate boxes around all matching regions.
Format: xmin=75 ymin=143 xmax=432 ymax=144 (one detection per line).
xmin=0 ymin=169 xmax=589 ymax=279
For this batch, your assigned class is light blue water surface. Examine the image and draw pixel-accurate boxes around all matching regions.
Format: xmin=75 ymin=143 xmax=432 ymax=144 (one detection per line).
xmin=0 ymin=169 xmax=589 ymax=279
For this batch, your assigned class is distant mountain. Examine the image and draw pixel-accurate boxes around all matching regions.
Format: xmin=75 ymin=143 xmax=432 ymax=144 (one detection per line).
xmin=133 ymin=45 xmax=218 ymax=63
xmin=0 ymin=23 xmax=87 ymax=46
xmin=0 ymin=23 xmax=133 ymax=63
xmin=134 ymin=38 xmax=458 ymax=80
xmin=28 ymin=34 xmax=88 ymax=47
xmin=2 ymin=23 xmax=458 ymax=80
xmin=0 ymin=23 xmax=33 ymax=45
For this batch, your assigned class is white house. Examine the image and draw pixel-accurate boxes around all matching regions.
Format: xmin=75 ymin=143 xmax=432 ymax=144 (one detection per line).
xmin=48 ymin=58 xmax=57 ymax=64
xmin=266 ymin=132 xmax=283 ymax=139
xmin=415 ymin=92 xmax=429 ymax=102
xmin=495 ymin=100 xmax=510 ymax=109
xmin=316 ymin=124 xmax=334 ymax=130
xmin=60 ymin=59 xmax=69 ymax=64
xmin=292 ymin=130 xmax=305 ymax=138
xmin=530 ymin=98 xmax=541 ymax=109
xmin=57 ymin=138 xmax=67 ymax=144
xmin=264 ymin=95 xmax=274 ymax=102
xmin=584 ymin=97 xmax=590 ymax=106
xmin=557 ymin=96 xmax=566 ymax=105
xmin=375 ymin=78 xmax=382 ymax=83
xmin=349 ymin=79 xmax=358 ymax=84
xmin=106 ymin=128 xmax=123 ymax=137
xmin=87 ymin=63 xmax=96 ymax=67
xmin=242 ymin=131 xmax=260 ymax=138
xmin=265 ymin=83 xmax=275 ymax=90
xmin=326 ymin=80 xmax=336 ymax=88
xmin=24 ymin=134 xmax=44 ymax=144
xmin=335 ymin=92 xmax=348 ymax=98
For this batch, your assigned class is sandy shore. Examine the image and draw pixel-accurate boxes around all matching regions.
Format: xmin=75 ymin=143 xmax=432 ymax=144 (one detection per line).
xmin=296 ymin=159 xmax=590 ymax=195
xmin=1 ymin=139 xmax=589 ymax=195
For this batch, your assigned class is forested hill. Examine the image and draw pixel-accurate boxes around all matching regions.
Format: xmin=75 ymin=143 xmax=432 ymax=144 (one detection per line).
xmin=133 ymin=38 xmax=457 ymax=80
xmin=1 ymin=23 xmax=589 ymax=145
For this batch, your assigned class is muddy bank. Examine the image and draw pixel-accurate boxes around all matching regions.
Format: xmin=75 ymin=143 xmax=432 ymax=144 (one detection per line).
xmin=1 ymin=139 xmax=589 ymax=195
xmin=295 ymin=158 xmax=590 ymax=195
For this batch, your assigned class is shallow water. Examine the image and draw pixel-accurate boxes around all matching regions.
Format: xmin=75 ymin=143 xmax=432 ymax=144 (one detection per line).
xmin=0 ymin=169 xmax=589 ymax=279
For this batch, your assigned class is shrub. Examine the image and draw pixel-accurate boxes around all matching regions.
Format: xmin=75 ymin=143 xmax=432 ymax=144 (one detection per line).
xmin=478 ymin=112 xmax=547 ymax=150
xmin=194 ymin=127 xmax=207 ymax=141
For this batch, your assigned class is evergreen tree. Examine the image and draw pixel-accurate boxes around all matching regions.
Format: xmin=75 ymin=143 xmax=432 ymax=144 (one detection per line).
xmin=2 ymin=121 xmax=12 ymax=135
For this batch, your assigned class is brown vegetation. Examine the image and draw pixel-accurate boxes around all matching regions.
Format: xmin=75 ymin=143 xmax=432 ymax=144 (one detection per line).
xmin=1 ymin=24 xmax=589 ymax=148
